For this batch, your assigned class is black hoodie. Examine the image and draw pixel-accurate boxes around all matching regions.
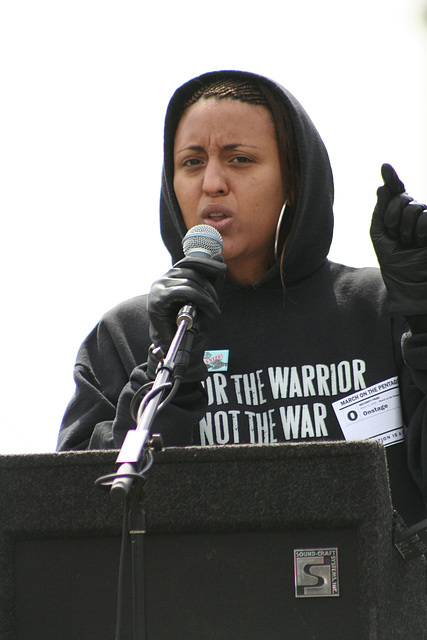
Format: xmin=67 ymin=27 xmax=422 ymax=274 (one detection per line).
xmin=57 ymin=71 xmax=427 ymax=525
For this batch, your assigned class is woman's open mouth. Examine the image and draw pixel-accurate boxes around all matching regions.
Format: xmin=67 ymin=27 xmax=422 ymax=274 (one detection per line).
xmin=201 ymin=204 xmax=233 ymax=232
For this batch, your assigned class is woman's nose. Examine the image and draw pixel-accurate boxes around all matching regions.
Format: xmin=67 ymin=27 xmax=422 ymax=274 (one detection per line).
xmin=202 ymin=159 xmax=228 ymax=196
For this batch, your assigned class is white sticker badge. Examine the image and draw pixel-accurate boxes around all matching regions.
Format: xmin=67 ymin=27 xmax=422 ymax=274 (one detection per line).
xmin=332 ymin=377 xmax=404 ymax=447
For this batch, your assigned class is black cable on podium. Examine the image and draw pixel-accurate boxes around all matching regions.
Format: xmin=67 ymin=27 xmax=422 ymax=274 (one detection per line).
xmin=95 ymin=302 xmax=197 ymax=640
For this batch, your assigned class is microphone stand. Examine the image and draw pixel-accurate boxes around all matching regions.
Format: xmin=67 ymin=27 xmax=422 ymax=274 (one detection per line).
xmin=96 ymin=304 xmax=196 ymax=640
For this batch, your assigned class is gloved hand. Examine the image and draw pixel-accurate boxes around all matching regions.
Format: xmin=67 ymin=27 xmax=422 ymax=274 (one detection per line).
xmin=147 ymin=255 xmax=227 ymax=380
xmin=370 ymin=163 xmax=427 ymax=316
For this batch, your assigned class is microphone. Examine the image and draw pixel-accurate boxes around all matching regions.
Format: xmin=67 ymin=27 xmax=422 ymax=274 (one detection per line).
xmin=176 ymin=224 xmax=223 ymax=331
xmin=182 ymin=224 xmax=223 ymax=259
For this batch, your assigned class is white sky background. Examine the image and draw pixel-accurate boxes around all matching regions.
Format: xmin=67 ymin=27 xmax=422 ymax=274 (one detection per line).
xmin=1 ymin=0 xmax=427 ymax=454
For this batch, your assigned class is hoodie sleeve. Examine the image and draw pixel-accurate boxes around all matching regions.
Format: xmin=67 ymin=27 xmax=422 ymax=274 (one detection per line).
xmin=56 ymin=314 xmax=134 ymax=450
xmin=56 ymin=300 xmax=207 ymax=451
xmin=401 ymin=329 xmax=427 ymax=501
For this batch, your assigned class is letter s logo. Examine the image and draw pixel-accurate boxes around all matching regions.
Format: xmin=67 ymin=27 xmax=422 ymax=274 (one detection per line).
xmin=304 ymin=562 xmax=326 ymax=587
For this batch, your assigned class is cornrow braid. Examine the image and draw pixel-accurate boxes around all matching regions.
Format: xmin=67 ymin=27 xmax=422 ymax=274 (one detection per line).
xmin=182 ymin=79 xmax=269 ymax=109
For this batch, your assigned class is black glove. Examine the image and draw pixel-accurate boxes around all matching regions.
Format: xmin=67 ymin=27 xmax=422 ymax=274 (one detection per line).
xmin=370 ymin=163 xmax=427 ymax=316
xmin=147 ymin=255 xmax=227 ymax=381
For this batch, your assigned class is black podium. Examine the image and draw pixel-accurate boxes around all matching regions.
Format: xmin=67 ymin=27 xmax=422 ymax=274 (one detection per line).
xmin=1 ymin=442 xmax=426 ymax=639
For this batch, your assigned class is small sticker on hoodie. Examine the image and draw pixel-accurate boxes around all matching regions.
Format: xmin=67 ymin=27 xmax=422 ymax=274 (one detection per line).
xmin=204 ymin=350 xmax=229 ymax=373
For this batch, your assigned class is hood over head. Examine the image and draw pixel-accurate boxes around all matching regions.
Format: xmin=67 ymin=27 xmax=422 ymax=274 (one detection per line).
xmin=160 ymin=70 xmax=334 ymax=285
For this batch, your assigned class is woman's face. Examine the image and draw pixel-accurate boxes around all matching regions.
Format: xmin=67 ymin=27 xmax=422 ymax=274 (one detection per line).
xmin=173 ymin=98 xmax=286 ymax=284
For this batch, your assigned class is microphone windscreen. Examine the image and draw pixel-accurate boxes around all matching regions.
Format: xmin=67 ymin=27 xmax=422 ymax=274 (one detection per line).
xmin=182 ymin=225 xmax=223 ymax=259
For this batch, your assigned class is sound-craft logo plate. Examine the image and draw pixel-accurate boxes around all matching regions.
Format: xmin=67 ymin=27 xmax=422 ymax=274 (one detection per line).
xmin=294 ymin=548 xmax=339 ymax=598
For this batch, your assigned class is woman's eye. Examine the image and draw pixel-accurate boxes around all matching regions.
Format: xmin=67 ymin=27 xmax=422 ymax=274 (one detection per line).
xmin=183 ymin=158 xmax=202 ymax=167
xmin=231 ymin=156 xmax=252 ymax=164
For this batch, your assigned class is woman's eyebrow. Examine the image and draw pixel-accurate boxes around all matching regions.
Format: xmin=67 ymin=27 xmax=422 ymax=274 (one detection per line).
xmin=176 ymin=142 xmax=259 ymax=154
